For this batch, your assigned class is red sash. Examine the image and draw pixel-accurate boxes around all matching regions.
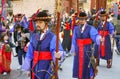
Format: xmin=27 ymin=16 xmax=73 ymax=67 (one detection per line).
xmin=77 ymin=39 xmax=92 ymax=79
xmin=32 ymin=51 xmax=52 ymax=79
xmin=99 ymin=31 xmax=109 ymax=57
xmin=71 ymin=18 xmax=75 ymax=30
xmin=65 ymin=22 xmax=70 ymax=30
xmin=99 ymin=31 xmax=109 ymax=36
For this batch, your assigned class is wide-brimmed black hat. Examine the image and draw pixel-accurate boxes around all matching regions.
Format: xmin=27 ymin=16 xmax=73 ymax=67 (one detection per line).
xmin=99 ymin=10 xmax=107 ymax=16
xmin=34 ymin=10 xmax=51 ymax=22
xmin=78 ymin=12 xmax=88 ymax=20
xmin=15 ymin=13 xmax=24 ymax=18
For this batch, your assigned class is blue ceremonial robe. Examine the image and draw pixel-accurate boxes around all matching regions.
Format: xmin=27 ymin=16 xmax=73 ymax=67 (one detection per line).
xmin=94 ymin=22 xmax=114 ymax=60
xmin=70 ymin=24 xmax=100 ymax=79
xmin=22 ymin=30 xmax=64 ymax=79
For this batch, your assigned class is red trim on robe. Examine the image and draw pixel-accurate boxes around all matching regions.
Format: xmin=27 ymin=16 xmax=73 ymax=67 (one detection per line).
xmin=32 ymin=51 xmax=52 ymax=79
xmin=65 ymin=22 xmax=70 ymax=30
xmin=99 ymin=31 xmax=109 ymax=57
xmin=77 ymin=39 xmax=92 ymax=79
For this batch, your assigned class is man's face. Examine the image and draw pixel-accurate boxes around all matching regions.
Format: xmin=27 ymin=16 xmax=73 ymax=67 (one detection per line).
xmin=35 ymin=20 xmax=46 ymax=31
xmin=18 ymin=17 xmax=22 ymax=22
xmin=100 ymin=16 xmax=106 ymax=21
xmin=79 ymin=19 xmax=86 ymax=25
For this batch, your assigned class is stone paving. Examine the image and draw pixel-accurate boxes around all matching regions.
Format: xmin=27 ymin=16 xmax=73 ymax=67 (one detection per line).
xmin=0 ymin=47 xmax=120 ymax=79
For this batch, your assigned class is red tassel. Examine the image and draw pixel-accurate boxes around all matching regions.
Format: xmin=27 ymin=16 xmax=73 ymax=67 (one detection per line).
xmin=71 ymin=17 xmax=75 ymax=30
xmin=96 ymin=15 xmax=98 ymax=21
xmin=32 ymin=9 xmax=40 ymax=19
xmin=29 ymin=20 xmax=34 ymax=32
xmin=66 ymin=22 xmax=70 ymax=30
xmin=29 ymin=9 xmax=40 ymax=32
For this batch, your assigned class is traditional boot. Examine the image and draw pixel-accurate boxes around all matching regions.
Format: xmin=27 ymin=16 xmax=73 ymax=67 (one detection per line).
xmin=107 ymin=59 xmax=112 ymax=68
xmin=96 ymin=58 xmax=99 ymax=66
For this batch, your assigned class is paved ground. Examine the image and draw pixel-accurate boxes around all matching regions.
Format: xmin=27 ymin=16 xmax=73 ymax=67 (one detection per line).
xmin=0 ymin=50 xmax=120 ymax=79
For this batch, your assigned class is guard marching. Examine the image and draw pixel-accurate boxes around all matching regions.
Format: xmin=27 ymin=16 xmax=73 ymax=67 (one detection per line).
xmin=94 ymin=10 xmax=115 ymax=68
xmin=22 ymin=10 xmax=64 ymax=79
xmin=70 ymin=12 xmax=100 ymax=79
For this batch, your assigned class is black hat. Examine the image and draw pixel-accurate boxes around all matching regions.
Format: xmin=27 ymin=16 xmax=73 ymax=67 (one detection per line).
xmin=42 ymin=10 xmax=49 ymax=13
xmin=16 ymin=13 xmax=24 ymax=18
xmin=15 ymin=24 xmax=24 ymax=30
xmin=34 ymin=10 xmax=51 ymax=22
xmin=99 ymin=10 xmax=107 ymax=16
xmin=78 ymin=12 xmax=87 ymax=20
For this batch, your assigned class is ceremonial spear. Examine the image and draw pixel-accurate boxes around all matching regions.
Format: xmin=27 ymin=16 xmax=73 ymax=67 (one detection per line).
xmin=55 ymin=0 xmax=62 ymax=79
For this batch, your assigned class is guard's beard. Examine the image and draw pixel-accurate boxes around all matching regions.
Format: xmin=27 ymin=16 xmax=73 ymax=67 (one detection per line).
xmin=80 ymin=24 xmax=84 ymax=28
xmin=36 ymin=24 xmax=47 ymax=34
xmin=37 ymin=30 xmax=44 ymax=34
xmin=102 ymin=19 xmax=105 ymax=22
xmin=81 ymin=24 xmax=84 ymax=27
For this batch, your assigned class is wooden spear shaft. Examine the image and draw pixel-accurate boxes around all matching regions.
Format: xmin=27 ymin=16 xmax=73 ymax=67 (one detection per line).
xmin=55 ymin=11 xmax=60 ymax=79
xmin=77 ymin=0 xmax=79 ymax=13
xmin=55 ymin=0 xmax=61 ymax=78
xmin=55 ymin=0 xmax=61 ymax=77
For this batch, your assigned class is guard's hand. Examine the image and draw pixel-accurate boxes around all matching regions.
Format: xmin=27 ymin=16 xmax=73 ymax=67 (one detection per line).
xmin=94 ymin=68 xmax=98 ymax=77
xmin=55 ymin=52 xmax=61 ymax=59
xmin=27 ymin=71 xmax=30 ymax=77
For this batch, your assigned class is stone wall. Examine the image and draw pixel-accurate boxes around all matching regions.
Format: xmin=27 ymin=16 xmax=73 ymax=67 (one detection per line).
xmin=12 ymin=0 xmax=92 ymax=17
xmin=12 ymin=0 xmax=55 ymax=17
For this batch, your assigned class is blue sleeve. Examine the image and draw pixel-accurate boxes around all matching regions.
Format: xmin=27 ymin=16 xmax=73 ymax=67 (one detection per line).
xmin=70 ymin=29 xmax=76 ymax=53
xmin=108 ymin=22 xmax=115 ymax=35
xmin=22 ymin=36 xmax=34 ymax=71
xmin=21 ymin=21 xmax=28 ymax=29
xmin=90 ymin=27 xmax=101 ymax=45
xmin=50 ymin=35 xmax=64 ymax=62
xmin=25 ymin=37 xmax=34 ymax=59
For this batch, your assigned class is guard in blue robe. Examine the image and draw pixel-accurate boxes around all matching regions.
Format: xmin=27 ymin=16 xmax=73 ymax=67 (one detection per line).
xmin=10 ymin=14 xmax=28 ymax=33
xmin=94 ymin=10 xmax=115 ymax=68
xmin=22 ymin=11 xmax=64 ymax=79
xmin=70 ymin=12 xmax=101 ymax=79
